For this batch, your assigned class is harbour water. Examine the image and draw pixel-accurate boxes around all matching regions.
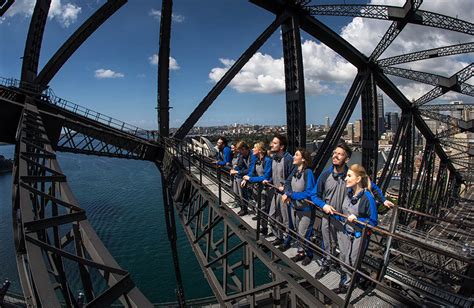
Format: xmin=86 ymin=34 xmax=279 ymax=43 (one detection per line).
xmin=0 ymin=144 xmax=212 ymax=303
xmin=0 ymin=144 xmax=387 ymax=303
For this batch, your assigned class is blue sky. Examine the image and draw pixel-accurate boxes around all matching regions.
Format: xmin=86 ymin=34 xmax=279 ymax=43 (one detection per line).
xmin=1 ymin=0 xmax=472 ymax=130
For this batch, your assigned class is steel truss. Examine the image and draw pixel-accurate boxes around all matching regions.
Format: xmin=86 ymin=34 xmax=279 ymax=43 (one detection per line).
xmin=282 ymin=15 xmax=306 ymax=153
xmin=168 ymin=138 xmax=473 ymax=307
xmin=419 ymin=109 xmax=474 ymax=132
xmin=383 ymin=66 xmax=474 ymax=100
xmin=56 ymin=124 xmax=154 ymax=160
xmin=13 ymin=102 xmax=152 ymax=307
xmin=168 ymin=158 xmax=335 ymax=307
xmin=361 ymin=72 xmax=379 ymax=179
xmin=415 ymin=64 xmax=474 ymax=106
xmin=377 ymin=43 xmax=474 ymax=67
xmin=0 ymin=0 xmax=14 ymax=16
xmin=1 ymin=0 xmax=472 ymax=305
xmin=34 ymin=0 xmax=127 ymax=89
xmin=312 ymin=71 xmax=369 ymax=175
xmin=163 ymin=142 xmax=419 ymax=307
xmin=306 ymin=3 xmax=473 ymax=35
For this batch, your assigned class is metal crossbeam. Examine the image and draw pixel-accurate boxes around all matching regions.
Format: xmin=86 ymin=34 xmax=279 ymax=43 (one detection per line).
xmin=21 ymin=0 xmax=51 ymax=83
xmin=174 ymin=13 xmax=288 ymax=140
xmin=282 ymin=16 xmax=306 ymax=153
xmin=419 ymin=109 xmax=474 ymax=132
xmin=13 ymin=104 xmax=153 ymax=307
xmin=306 ymin=4 xmax=473 ymax=35
xmin=361 ymin=72 xmax=379 ymax=179
xmin=377 ymin=43 xmax=474 ymax=67
xmin=415 ymin=64 xmax=474 ymax=106
xmin=0 ymin=0 xmax=14 ymax=16
xmin=383 ymin=66 xmax=454 ymax=87
xmin=35 ymin=0 xmax=127 ymax=88
xmin=312 ymin=71 xmax=369 ymax=175
xmin=421 ymin=103 xmax=474 ymax=112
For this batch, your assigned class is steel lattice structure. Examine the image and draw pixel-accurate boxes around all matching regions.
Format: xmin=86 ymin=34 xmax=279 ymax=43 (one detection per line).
xmin=0 ymin=0 xmax=473 ymax=307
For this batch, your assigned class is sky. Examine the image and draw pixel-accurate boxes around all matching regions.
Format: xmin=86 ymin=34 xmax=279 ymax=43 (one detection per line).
xmin=0 ymin=0 xmax=473 ymax=130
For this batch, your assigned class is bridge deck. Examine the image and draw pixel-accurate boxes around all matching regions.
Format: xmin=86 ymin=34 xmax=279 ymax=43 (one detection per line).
xmin=188 ymin=164 xmax=404 ymax=307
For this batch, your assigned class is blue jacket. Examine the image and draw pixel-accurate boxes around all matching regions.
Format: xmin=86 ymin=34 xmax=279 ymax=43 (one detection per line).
xmin=247 ymin=156 xmax=272 ymax=183
xmin=311 ymin=164 xmax=386 ymax=209
xmin=216 ymin=146 xmax=232 ymax=166
xmin=284 ymin=168 xmax=316 ymax=201
xmin=348 ymin=189 xmax=378 ymax=227
xmin=234 ymin=152 xmax=256 ymax=177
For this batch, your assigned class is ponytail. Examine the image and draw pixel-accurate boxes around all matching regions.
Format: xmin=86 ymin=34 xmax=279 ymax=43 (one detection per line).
xmin=350 ymin=164 xmax=372 ymax=191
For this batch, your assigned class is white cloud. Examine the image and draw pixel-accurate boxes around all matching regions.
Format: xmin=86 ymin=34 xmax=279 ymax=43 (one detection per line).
xmin=49 ymin=2 xmax=81 ymax=28
xmin=3 ymin=0 xmax=81 ymax=27
xmin=208 ymin=0 xmax=472 ymax=103
xmin=338 ymin=0 xmax=474 ymax=103
xmin=208 ymin=41 xmax=356 ymax=95
xmin=149 ymin=9 xmax=185 ymax=23
xmin=94 ymin=69 xmax=124 ymax=79
xmin=149 ymin=54 xmax=159 ymax=65
xmin=149 ymin=54 xmax=180 ymax=70
xmin=169 ymin=57 xmax=180 ymax=70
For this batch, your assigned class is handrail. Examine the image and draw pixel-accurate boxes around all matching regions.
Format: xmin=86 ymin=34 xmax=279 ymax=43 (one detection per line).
xmin=163 ymin=137 xmax=473 ymax=306
xmin=0 ymin=77 xmax=159 ymax=142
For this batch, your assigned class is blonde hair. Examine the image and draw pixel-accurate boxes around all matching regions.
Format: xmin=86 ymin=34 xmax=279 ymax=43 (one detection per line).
xmin=349 ymin=164 xmax=372 ymax=191
xmin=253 ymin=142 xmax=267 ymax=155
xmin=236 ymin=140 xmax=248 ymax=150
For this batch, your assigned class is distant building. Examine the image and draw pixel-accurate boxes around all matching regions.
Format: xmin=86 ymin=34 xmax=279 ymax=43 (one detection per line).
xmin=354 ymin=120 xmax=362 ymax=143
xmin=346 ymin=122 xmax=354 ymax=143
xmin=377 ymin=94 xmax=386 ymax=136
xmin=385 ymin=112 xmax=392 ymax=131
xmin=450 ymin=101 xmax=463 ymax=119
xmin=390 ymin=112 xmax=400 ymax=134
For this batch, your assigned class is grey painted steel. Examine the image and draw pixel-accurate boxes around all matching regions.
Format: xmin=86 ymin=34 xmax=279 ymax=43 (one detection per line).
xmin=158 ymin=160 xmax=186 ymax=307
xmin=174 ymin=13 xmax=289 ymax=140
xmin=360 ymin=72 xmax=379 ymax=179
xmin=307 ymin=2 xmax=473 ymax=35
xmin=12 ymin=103 xmax=153 ymax=307
xmin=282 ymin=16 xmax=306 ymax=154
xmin=415 ymin=63 xmax=474 ymax=106
xmin=0 ymin=0 xmax=14 ymax=16
xmin=312 ymin=71 xmax=368 ymax=176
xmin=157 ymin=0 xmax=172 ymax=138
xmin=162 ymin=146 xmax=344 ymax=307
xmin=35 ymin=0 xmax=127 ymax=88
xmin=377 ymin=42 xmax=474 ymax=67
xmin=374 ymin=71 xmax=463 ymax=182
xmin=251 ymin=0 xmax=368 ymax=68
xmin=21 ymin=0 xmax=51 ymax=84
xmin=383 ymin=66 xmax=473 ymax=98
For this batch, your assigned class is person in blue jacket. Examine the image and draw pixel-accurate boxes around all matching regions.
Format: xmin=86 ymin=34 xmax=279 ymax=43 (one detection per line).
xmin=215 ymin=137 xmax=232 ymax=167
xmin=263 ymin=135 xmax=296 ymax=248
xmin=332 ymin=164 xmax=378 ymax=294
xmin=311 ymin=142 xmax=393 ymax=280
xmin=230 ymin=141 xmax=255 ymax=215
xmin=281 ymin=149 xmax=316 ymax=266
xmin=242 ymin=142 xmax=272 ymax=234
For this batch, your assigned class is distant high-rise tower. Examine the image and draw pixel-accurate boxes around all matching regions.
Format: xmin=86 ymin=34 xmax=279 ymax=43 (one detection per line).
xmin=346 ymin=123 xmax=354 ymax=143
xmin=377 ymin=94 xmax=385 ymax=136
xmin=390 ymin=112 xmax=400 ymax=134
xmin=385 ymin=112 xmax=392 ymax=131
xmin=324 ymin=116 xmax=330 ymax=131
xmin=354 ymin=120 xmax=362 ymax=143
xmin=450 ymin=101 xmax=463 ymax=119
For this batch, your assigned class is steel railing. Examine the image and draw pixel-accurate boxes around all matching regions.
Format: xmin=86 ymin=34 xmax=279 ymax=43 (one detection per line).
xmin=0 ymin=77 xmax=159 ymax=142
